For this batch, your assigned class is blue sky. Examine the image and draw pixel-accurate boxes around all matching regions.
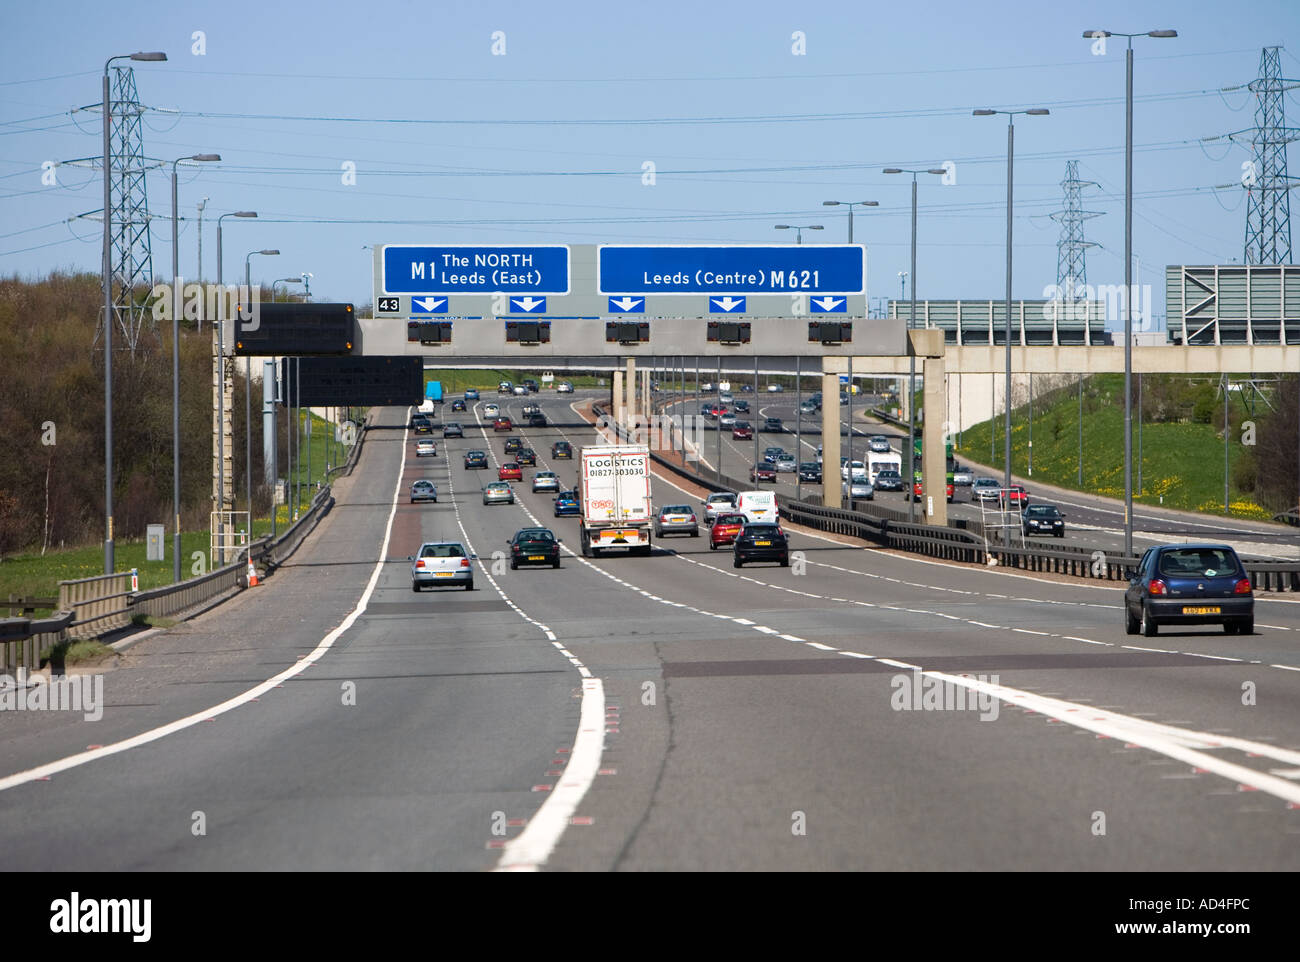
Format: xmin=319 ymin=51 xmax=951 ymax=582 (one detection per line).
xmin=2 ymin=0 xmax=1297 ymax=329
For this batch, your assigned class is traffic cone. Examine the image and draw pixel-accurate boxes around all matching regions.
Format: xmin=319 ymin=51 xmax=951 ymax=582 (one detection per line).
xmin=246 ymin=559 xmax=259 ymax=587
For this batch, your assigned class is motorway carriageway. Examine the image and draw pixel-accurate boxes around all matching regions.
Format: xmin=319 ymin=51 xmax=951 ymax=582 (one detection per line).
xmin=0 ymin=391 xmax=1297 ymax=871
xmin=659 ymin=393 xmax=1300 ymax=560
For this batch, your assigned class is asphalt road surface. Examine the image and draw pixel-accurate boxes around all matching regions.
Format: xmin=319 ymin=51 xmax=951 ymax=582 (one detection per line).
xmin=1 ymin=389 xmax=1297 ymax=871
xmin=660 ymin=393 xmax=1300 ymax=561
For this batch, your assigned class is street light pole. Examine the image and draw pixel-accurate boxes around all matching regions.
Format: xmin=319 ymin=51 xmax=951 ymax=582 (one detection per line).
xmin=246 ymin=249 xmax=280 ymax=521
xmin=822 ymin=200 xmax=878 ymax=243
xmin=973 ymin=108 xmax=1050 ymax=496
xmin=774 ymin=224 xmax=824 ymax=244
xmin=216 ymin=211 xmax=257 ymax=542
xmin=170 ymin=153 xmax=219 ymax=582
xmin=101 ymin=50 xmax=166 ymax=574
xmin=1083 ymin=28 xmax=1177 ymax=556
xmin=884 ymin=166 xmax=947 ymax=521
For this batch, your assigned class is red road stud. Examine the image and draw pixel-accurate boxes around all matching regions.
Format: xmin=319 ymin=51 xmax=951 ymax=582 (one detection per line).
xmin=486 ymin=840 xmax=506 ymax=849
xmin=1237 ymin=784 xmax=1259 ymax=792
xmin=556 ymin=748 xmax=571 ymax=754
xmin=570 ymin=816 xmax=595 ymax=826
xmin=546 ymin=770 xmax=564 ymax=776
xmin=531 ymin=784 xmax=553 ymax=792
xmin=1193 ymin=767 xmax=1209 ymax=774
xmin=598 ymin=768 xmax=617 ymax=775
xmin=86 ymin=745 xmax=103 ymax=750
xmin=507 ymin=818 xmax=527 ymax=827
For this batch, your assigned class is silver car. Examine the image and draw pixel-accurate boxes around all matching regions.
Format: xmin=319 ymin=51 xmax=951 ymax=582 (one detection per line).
xmin=410 ymin=479 xmax=438 ymax=503
xmin=557 ymin=381 xmax=574 ymax=393
xmin=719 ymin=412 xmax=737 ymax=428
xmin=483 ymin=481 xmax=515 ymax=505
xmin=703 ymin=492 xmax=738 ymax=525
xmin=867 ymin=435 xmax=892 ymax=453
xmin=774 ymin=455 xmax=797 ymax=473
xmin=655 ymin=504 xmax=700 ymax=538
xmin=410 ymin=541 xmax=475 ymax=591
xmin=952 ymin=464 xmax=974 ymax=486
xmin=842 ymin=479 xmax=874 ymax=501
xmin=415 ymin=439 xmax=437 ymax=457
xmin=532 ymin=471 xmax=560 ymax=493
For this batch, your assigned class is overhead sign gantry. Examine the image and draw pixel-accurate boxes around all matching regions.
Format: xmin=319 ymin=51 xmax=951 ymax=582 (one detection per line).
xmin=365 ymin=243 xmax=883 ymax=356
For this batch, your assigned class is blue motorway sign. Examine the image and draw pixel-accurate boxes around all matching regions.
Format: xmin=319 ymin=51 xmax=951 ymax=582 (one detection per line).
xmin=709 ymin=296 xmax=746 ymax=313
xmin=809 ymin=295 xmax=847 ymax=313
xmin=381 ymin=245 xmax=570 ymax=295
xmin=607 ymin=296 xmax=645 ymax=313
xmin=411 ymin=295 xmax=448 ymax=314
xmin=597 ymin=245 xmax=865 ymax=295
xmin=509 ymin=296 xmax=547 ymax=313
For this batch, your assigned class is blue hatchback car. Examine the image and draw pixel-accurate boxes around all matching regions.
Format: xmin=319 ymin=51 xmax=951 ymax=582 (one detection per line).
xmin=553 ymin=490 xmax=581 ymax=517
xmin=1124 ymin=543 xmax=1254 ymax=636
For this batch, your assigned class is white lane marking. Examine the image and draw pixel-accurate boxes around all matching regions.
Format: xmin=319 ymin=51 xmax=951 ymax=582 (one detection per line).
xmin=561 ymin=402 xmax=1300 ymax=797
xmin=923 ymin=671 xmax=1300 ymax=805
xmin=806 ymin=642 xmax=836 ymax=651
xmin=445 ymin=413 xmax=606 ymax=870
xmin=1272 ymin=664 xmax=1300 ymax=672
xmin=498 ymin=676 xmax=604 ymax=871
xmin=1184 ymin=652 xmax=1243 ymax=663
xmin=0 ymin=409 xmax=416 ymax=793
xmin=642 ymin=425 xmax=1300 ymax=615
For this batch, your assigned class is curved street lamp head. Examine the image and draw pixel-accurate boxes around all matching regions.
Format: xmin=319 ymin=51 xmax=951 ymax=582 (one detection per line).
xmin=191 ymin=153 xmax=221 ymax=162
xmin=1148 ymin=29 xmax=1177 ymax=38
xmin=807 ymin=225 xmax=824 ymax=230
xmin=1082 ymin=30 xmax=1111 ymax=38
xmin=862 ymin=200 xmax=879 ymax=206
xmin=883 ymin=167 xmax=904 ymax=174
xmin=774 ymin=224 xmax=791 ymax=229
xmin=926 ymin=169 xmax=947 ymax=176
xmin=972 ymin=109 xmax=997 ymax=116
xmin=822 ymin=200 xmax=840 ymax=206
xmin=234 ymin=210 xmax=256 ymax=218
xmin=1025 ymin=108 xmax=1050 ymax=116
xmin=130 ymin=52 xmax=167 ymax=62
xmin=258 ymin=249 xmax=280 ymax=256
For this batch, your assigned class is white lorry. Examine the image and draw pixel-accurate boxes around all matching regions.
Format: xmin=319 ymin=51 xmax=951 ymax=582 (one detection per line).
xmin=579 ymin=444 xmax=653 ymax=557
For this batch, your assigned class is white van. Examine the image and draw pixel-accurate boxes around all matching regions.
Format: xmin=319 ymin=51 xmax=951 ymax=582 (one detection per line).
xmin=735 ymin=490 xmax=778 ymax=524
xmin=865 ymin=451 xmax=900 ymax=483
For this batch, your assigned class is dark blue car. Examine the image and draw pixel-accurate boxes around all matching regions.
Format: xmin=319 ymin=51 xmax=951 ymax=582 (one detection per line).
xmin=1124 ymin=543 xmax=1254 ymax=636
xmin=553 ymin=490 xmax=581 ymax=517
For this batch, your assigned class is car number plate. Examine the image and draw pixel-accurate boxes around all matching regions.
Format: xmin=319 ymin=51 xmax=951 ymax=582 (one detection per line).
xmin=528 ymin=555 xmax=545 ymax=561
xmin=755 ymin=540 xmax=771 ymax=546
xmin=435 ymin=572 xmax=454 ymax=578
xmin=1182 ymin=606 xmax=1221 ymax=615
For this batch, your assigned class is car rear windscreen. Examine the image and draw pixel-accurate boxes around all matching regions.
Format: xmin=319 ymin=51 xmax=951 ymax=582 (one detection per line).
xmin=1158 ymin=548 xmax=1240 ymax=577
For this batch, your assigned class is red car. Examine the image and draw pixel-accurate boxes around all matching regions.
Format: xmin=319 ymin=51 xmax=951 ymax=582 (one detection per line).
xmin=912 ymin=476 xmax=955 ymax=502
xmin=498 ymin=462 xmax=523 ymax=481
xmin=732 ymin=422 xmax=753 ymax=440
xmin=751 ymin=463 xmax=777 ymax=483
xmin=493 ymin=417 xmax=513 ymax=432
xmin=1003 ymin=485 xmax=1028 ymax=508
xmin=709 ymin=513 xmax=747 ymax=550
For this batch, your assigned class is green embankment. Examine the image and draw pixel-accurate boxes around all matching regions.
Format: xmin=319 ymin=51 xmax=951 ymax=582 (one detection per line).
xmin=954 ymin=374 xmax=1272 ymax=520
